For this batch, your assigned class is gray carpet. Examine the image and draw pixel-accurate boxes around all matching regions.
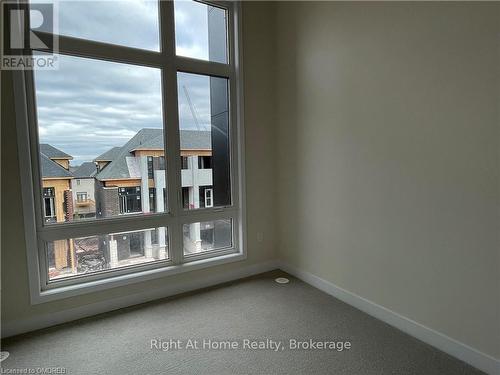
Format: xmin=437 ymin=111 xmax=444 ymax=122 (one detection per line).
xmin=1 ymin=271 xmax=484 ymax=374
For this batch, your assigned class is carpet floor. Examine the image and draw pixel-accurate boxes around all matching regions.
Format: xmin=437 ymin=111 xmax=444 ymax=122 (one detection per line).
xmin=1 ymin=270 xmax=484 ymax=374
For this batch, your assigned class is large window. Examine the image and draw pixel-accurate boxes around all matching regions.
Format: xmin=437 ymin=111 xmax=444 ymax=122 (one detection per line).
xmin=15 ymin=0 xmax=244 ymax=302
xmin=118 ymin=187 xmax=142 ymax=214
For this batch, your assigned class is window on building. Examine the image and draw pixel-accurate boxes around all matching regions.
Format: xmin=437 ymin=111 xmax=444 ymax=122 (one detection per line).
xmin=76 ymin=192 xmax=88 ymax=202
xmin=198 ymin=156 xmax=212 ymax=169
xmin=149 ymin=188 xmax=156 ymax=213
xmin=43 ymin=188 xmax=56 ymax=223
xmin=198 ymin=186 xmax=213 ymax=208
xmin=147 ymin=156 xmax=154 ymax=179
xmin=204 ymin=188 xmax=213 ymax=208
xmin=17 ymin=0 xmax=243 ymax=301
xmin=181 ymin=156 xmax=189 ymax=170
xmin=182 ymin=187 xmax=190 ymax=209
xmin=119 ymin=187 xmax=142 ymax=214
xmin=158 ymin=156 xmax=165 ymax=170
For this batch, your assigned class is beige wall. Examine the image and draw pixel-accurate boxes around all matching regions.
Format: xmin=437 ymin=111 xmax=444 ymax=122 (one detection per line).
xmin=132 ymin=150 xmax=212 ymax=157
xmin=0 ymin=2 xmax=277 ymax=328
xmin=276 ymin=2 xmax=499 ymax=358
xmin=51 ymin=159 xmax=70 ymax=170
xmin=132 ymin=150 xmax=164 ymax=157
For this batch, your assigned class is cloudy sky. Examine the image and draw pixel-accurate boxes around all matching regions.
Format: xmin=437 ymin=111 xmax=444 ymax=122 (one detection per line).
xmin=34 ymin=0 xmax=226 ymax=164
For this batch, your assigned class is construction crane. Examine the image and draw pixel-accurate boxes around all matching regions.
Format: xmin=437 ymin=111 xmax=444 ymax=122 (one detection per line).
xmin=182 ymin=85 xmax=208 ymax=131
xmin=182 ymin=84 xmax=227 ymax=137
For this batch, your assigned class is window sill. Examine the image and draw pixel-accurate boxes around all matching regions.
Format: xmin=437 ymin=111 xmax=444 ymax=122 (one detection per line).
xmin=34 ymin=251 xmax=246 ymax=304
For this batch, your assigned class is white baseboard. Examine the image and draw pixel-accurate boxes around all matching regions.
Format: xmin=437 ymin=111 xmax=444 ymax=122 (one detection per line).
xmin=1 ymin=259 xmax=279 ymax=339
xmin=278 ymin=261 xmax=500 ymax=375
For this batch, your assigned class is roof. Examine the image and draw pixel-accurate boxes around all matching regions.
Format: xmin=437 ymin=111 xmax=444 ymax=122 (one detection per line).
xmin=96 ymin=128 xmax=211 ymax=180
xmin=94 ymin=146 xmax=121 ymax=162
xmin=180 ymin=130 xmax=211 ymax=150
xmin=130 ymin=129 xmax=211 ymax=151
xmin=40 ymin=154 xmax=73 ymax=178
xmin=73 ymin=162 xmax=98 ymax=178
xmin=40 ymin=143 xmax=73 ymax=160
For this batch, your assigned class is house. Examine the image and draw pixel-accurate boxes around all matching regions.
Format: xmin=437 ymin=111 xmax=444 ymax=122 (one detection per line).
xmin=40 ymin=144 xmax=74 ymax=223
xmin=94 ymin=128 xmax=216 ymax=256
xmin=39 ymin=144 xmax=76 ymax=276
xmin=94 ymin=128 xmax=213 ymax=217
xmin=71 ymin=162 xmax=98 ymax=219
xmin=94 ymin=146 xmax=121 ymax=172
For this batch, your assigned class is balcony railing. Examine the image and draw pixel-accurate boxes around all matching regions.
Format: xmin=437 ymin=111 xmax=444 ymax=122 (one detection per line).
xmin=75 ymin=198 xmax=95 ymax=207
xmin=181 ymin=168 xmax=213 ymax=187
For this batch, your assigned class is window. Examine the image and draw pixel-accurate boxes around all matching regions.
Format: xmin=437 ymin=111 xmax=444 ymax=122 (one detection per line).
xmin=174 ymin=0 xmax=228 ymax=63
xmin=182 ymin=187 xmax=190 ymax=209
xmin=118 ymin=187 xmax=142 ymax=214
xmin=204 ymin=188 xmax=213 ymax=208
xmin=43 ymin=188 xmax=56 ymax=223
xmin=183 ymin=219 xmax=232 ymax=256
xmin=178 ymin=72 xmax=231 ymax=210
xmin=198 ymin=156 xmax=212 ymax=169
xmin=147 ymin=156 xmax=154 ymax=179
xmin=46 ymin=227 xmax=169 ymax=281
xmin=181 ymin=156 xmax=189 ymax=170
xmin=76 ymin=192 xmax=88 ymax=202
xmin=198 ymin=186 xmax=213 ymax=208
xmin=48 ymin=0 xmax=160 ymax=51
xmin=158 ymin=156 xmax=165 ymax=170
xmin=34 ymin=54 xmax=166 ymax=222
xmin=15 ymin=0 xmax=244 ymax=302
xmin=149 ymin=188 xmax=156 ymax=213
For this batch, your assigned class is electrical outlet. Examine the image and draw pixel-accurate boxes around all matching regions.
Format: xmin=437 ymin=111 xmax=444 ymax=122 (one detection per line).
xmin=257 ymin=232 xmax=264 ymax=242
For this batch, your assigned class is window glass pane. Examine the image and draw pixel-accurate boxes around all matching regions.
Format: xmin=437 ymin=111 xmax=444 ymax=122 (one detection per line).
xmin=174 ymin=0 xmax=228 ymax=63
xmin=34 ymin=54 xmax=167 ymax=224
xmin=183 ymin=219 xmax=232 ymax=255
xmin=177 ymin=72 xmax=231 ymax=210
xmin=46 ymin=227 xmax=169 ymax=281
xmin=31 ymin=0 xmax=160 ymax=51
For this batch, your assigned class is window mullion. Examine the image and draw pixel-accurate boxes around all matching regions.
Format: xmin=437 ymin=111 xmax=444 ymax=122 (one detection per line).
xmin=35 ymin=33 xmax=164 ymax=69
xmin=175 ymin=56 xmax=232 ymax=78
xmin=176 ymin=207 xmax=239 ymax=225
xmin=37 ymin=213 xmax=176 ymax=242
xmin=160 ymin=0 xmax=183 ymax=265
xmin=25 ymin=67 xmax=45 ymax=232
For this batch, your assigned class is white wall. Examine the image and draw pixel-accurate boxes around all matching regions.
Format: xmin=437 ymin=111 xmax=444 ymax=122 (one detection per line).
xmin=71 ymin=178 xmax=95 ymax=201
xmin=71 ymin=178 xmax=95 ymax=215
xmin=276 ymin=2 xmax=499 ymax=360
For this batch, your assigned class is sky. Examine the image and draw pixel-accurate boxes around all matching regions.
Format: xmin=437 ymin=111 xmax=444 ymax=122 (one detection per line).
xmin=34 ymin=0 xmax=226 ymax=164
